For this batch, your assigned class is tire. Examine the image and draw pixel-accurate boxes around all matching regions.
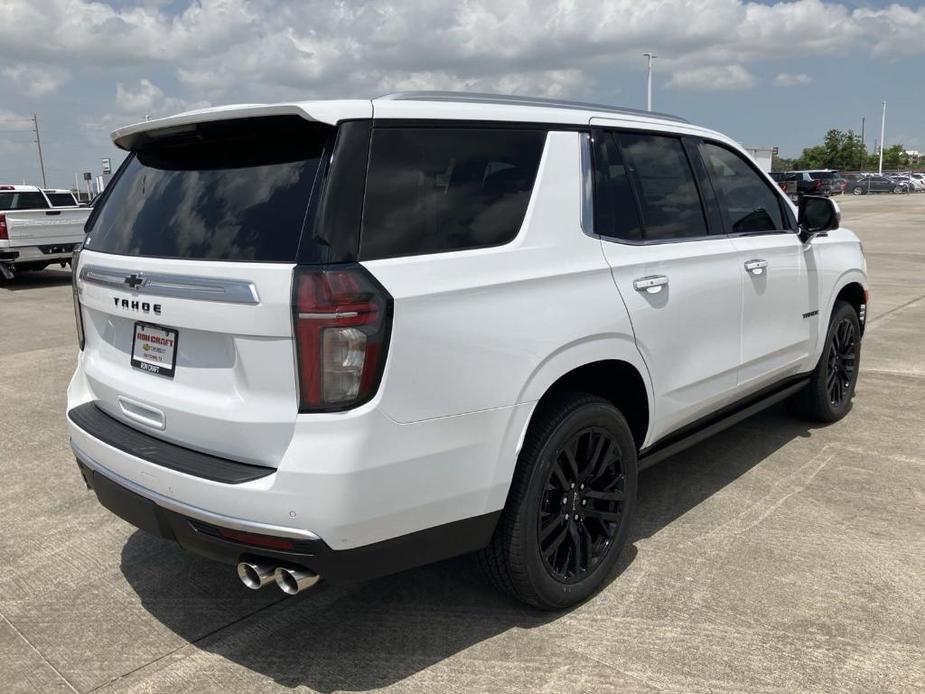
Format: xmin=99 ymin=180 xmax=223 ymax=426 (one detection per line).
xmin=478 ymin=392 xmax=637 ymax=609
xmin=851 ymin=186 xmax=864 ymax=196
xmin=893 ymin=186 xmax=903 ymax=194
xmin=789 ymin=301 xmax=861 ymax=423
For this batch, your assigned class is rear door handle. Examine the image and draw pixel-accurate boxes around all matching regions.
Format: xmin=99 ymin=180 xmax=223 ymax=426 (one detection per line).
xmin=744 ymin=259 xmax=768 ymax=275
xmin=633 ymin=275 xmax=669 ymax=294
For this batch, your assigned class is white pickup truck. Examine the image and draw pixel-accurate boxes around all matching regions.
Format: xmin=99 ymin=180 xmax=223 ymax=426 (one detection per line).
xmin=0 ymin=185 xmax=91 ymax=279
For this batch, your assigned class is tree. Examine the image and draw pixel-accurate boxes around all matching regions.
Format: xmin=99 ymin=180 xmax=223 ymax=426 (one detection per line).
xmin=771 ymin=154 xmax=795 ymax=172
xmin=793 ymin=129 xmax=866 ymax=170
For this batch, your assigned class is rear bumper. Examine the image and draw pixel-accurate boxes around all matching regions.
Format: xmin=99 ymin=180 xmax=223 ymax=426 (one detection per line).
xmin=74 ymin=448 xmax=500 ymax=582
xmin=0 ymin=242 xmax=80 ymax=264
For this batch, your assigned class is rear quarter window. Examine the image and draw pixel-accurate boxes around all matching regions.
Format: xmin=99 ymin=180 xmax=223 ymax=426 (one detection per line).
xmin=0 ymin=191 xmax=50 ymax=210
xmin=359 ymin=128 xmax=546 ymax=259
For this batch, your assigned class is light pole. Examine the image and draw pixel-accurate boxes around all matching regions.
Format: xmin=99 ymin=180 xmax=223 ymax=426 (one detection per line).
xmin=32 ymin=113 xmax=47 ymax=188
xmin=878 ymin=100 xmax=886 ymax=175
xmin=643 ymin=52 xmax=657 ymax=112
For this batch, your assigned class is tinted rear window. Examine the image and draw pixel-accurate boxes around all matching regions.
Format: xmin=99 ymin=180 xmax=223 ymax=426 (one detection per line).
xmin=0 ymin=191 xmax=49 ymax=210
xmin=45 ymin=192 xmax=77 ymax=207
xmin=84 ymin=117 xmax=331 ymax=262
xmin=359 ymin=128 xmax=545 ymax=259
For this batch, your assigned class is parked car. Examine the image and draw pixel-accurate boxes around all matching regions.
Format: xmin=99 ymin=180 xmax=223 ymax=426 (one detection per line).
xmin=0 ymin=184 xmax=91 ymax=279
xmin=847 ymin=175 xmax=906 ymax=195
xmin=769 ymin=171 xmax=797 ymax=198
xmin=803 ymin=170 xmax=841 ymax=196
xmin=67 ymin=92 xmax=868 ymax=609
xmin=890 ymin=175 xmax=923 ymax=192
xmin=773 ymin=171 xmax=829 ymax=201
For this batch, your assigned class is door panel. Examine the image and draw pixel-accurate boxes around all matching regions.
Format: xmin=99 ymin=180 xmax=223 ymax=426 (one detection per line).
xmin=604 ymin=239 xmax=742 ymax=441
xmin=730 ymin=234 xmax=813 ymax=386
xmin=695 ymin=140 xmax=813 ymax=389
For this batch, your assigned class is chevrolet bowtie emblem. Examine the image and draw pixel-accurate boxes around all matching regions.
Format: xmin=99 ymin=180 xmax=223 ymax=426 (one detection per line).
xmin=124 ymin=273 xmax=147 ymax=290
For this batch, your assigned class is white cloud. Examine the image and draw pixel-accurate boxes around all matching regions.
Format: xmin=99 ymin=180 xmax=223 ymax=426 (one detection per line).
xmin=113 ymin=78 xmax=210 ymax=121
xmin=115 ymin=79 xmax=164 ymax=113
xmin=1 ymin=63 xmax=69 ymax=97
xmin=0 ymin=0 xmax=923 ymax=104
xmin=774 ymin=72 xmax=813 ymax=87
xmin=0 ymin=108 xmax=32 ymax=130
xmin=666 ymin=64 xmax=756 ymax=91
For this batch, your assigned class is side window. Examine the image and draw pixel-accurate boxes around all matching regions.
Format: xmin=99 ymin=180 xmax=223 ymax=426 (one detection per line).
xmin=617 ymin=133 xmax=709 ymax=240
xmin=359 ymin=128 xmax=546 ymax=259
xmin=591 ymin=132 xmax=642 ymax=241
xmin=699 ymin=142 xmax=784 ymax=234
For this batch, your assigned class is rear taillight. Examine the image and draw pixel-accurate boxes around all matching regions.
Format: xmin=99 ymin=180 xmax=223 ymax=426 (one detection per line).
xmin=0 ymin=214 xmax=7 ymax=240
xmin=813 ymin=179 xmax=822 ymax=191
xmin=71 ymin=248 xmax=85 ymax=350
xmin=292 ymin=265 xmax=392 ymax=412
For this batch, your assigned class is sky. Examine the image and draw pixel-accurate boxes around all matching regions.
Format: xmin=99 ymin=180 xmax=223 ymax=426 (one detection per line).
xmin=1 ymin=0 xmax=923 ymax=188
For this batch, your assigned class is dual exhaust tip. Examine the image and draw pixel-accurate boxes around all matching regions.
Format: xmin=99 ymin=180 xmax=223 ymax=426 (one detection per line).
xmin=237 ymin=561 xmax=320 ymax=595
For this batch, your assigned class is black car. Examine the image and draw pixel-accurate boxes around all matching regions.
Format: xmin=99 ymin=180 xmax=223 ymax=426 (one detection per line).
xmin=847 ymin=176 xmax=906 ymax=195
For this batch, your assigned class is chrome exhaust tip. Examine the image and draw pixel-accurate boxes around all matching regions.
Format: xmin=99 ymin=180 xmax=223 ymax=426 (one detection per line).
xmin=274 ymin=566 xmax=320 ymax=595
xmin=236 ymin=561 xmax=275 ymax=590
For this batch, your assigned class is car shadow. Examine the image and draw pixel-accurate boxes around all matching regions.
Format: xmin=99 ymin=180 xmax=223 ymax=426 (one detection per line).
xmin=1 ymin=267 xmax=73 ymax=290
xmin=121 ymin=403 xmax=814 ymax=692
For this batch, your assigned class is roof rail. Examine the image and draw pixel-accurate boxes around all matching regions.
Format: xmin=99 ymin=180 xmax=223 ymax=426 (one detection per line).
xmin=376 ymin=90 xmax=689 ymax=124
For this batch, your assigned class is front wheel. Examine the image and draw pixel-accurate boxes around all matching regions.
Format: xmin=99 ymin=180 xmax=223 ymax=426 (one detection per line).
xmin=478 ymin=392 xmax=637 ymax=609
xmin=789 ymin=301 xmax=861 ymax=422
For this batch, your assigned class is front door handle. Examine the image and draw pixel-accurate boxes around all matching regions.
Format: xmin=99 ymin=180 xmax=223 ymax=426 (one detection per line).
xmin=633 ymin=275 xmax=669 ymax=294
xmin=744 ymin=259 xmax=768 ymax=275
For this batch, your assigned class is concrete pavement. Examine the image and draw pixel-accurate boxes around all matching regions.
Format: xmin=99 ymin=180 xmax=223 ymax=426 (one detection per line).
xmin=1 ymin=194 xmax=923 ymax=693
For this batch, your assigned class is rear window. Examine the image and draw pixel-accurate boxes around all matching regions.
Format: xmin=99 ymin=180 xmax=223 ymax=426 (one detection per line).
xmin=808 ymin=171 xmax=837 ymax=179
xmin=84 ymin=117 xmax=332 ymax=262
xmin=359 ymin=128 xmax=546 ymax=259
xmin=0 ymin=191 xmax=49 ymax=210
xmin=45 ymin=192 xmax=77 ymax=207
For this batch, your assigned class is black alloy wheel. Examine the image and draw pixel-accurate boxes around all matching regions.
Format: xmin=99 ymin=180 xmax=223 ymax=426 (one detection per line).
xmin=826 ymin=317 xmax=858 ymax=407
xmin=538 ymin=427 xmax=626 ymax=583
xmin=478 ymin=392 xmax=637 ymax=609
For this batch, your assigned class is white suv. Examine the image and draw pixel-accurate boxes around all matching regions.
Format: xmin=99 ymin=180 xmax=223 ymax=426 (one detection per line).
xmin=68 ymin=92 xmax=867 ymax=608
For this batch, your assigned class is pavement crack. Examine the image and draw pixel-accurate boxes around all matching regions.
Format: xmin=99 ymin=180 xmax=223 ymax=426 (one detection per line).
xmin=0 ymin=611 xmax=80 ymax=694
xmin=83 ymin=596 xmax=287 ymax=693
xmin=866 ymin=292 xmax=925 ymax=329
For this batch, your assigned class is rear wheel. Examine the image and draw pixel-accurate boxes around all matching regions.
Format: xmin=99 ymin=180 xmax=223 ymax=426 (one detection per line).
xmin=851 ymin=186 xmax=864 ymax=195
xmin=478 ymin=392 xmax=637 ymax=609
xmin=789 ymin=301 xmax=861 ymax=422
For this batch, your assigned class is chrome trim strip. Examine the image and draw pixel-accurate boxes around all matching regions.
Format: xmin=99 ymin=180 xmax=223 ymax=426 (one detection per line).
xmin=79 ymin=265 xmax=260 ymax=305
xmin=298 ymin=311 xmax=358 ymax=320
xmin=70 ymin=440 xmax=319 ymax=541
xmin=579 ymin=132 xmax=594 ymax=236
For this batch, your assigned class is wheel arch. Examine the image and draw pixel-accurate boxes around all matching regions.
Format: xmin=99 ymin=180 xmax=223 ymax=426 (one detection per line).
xmin=514 ymin=339 xmax=654 ymax=455
xmin=834 ymin=281 xmax=867 ymax=334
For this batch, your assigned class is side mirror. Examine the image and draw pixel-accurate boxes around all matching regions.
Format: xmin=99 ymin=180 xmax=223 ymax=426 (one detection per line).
xmin=798 ymin=195 xmax=840 ymax=243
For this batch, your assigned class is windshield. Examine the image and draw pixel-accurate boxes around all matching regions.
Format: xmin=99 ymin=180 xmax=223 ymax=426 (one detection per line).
xmin=84 ymin=117 xmax=333 ymax=262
